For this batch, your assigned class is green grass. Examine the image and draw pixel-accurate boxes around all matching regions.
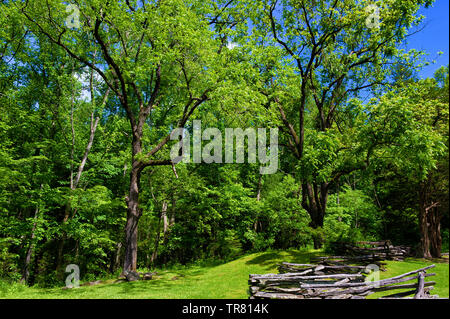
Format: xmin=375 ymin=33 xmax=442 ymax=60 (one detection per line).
xmin=367 ymin=258 xmax=449 ymax=299
xmin=0 ymin=250 xmax=448 ymax=299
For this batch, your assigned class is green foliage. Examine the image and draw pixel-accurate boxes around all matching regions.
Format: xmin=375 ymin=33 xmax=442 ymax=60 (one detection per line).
xmin=0 ymin=0 xmax=447 ymax=290
xmin=324 ymin=186 xmax=381 ymax=245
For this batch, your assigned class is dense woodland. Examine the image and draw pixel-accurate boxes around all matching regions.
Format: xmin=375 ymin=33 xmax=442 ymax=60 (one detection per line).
xmin=0 ymin=0 xmax=448 ymax=287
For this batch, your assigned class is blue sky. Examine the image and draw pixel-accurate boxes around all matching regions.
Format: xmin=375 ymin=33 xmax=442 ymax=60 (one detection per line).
xmin=406 ymin=0 xmax=449 ymax=79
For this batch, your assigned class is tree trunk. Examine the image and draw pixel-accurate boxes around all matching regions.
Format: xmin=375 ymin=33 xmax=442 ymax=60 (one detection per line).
xmin=417 ymin=165 xmax=443 ymax=259
xmin=150 ymin=225 xmax=160 ymax=266
xmin=20 ymin=205 xmax=39 ymax=284
xmin=123 ymin=163 xmax=142 ymax=273
xmin=56 ymin=84 xmax=104 ymax=274
xmin=21 ymin=183 xmax=43 ymax=284
xmin=419 ymin=210 xmax=431 ymax=259
xmin=418 ymin=189 xmax=432 ymax=259
xmin=112 ymin=242 xmax=122 ymax=273
xmin=74 ymin=239 xmax=79 ymax=264
xmin=428 ymin=204 xmax=442 ymax=258
xmin=310 ymin=209 xmax=325 ymax=250
xmin=55 ymin=204 xmax=71 ymax=275
xmin=162 ymin=201 xmax=168 ymax=236
xmin=150 ymin=201 xmax=167 ymax=266
xmin=170 ymin=196 xmax=176 ymax=226
xmin=302 ymin=182 xmax=328 ymax=249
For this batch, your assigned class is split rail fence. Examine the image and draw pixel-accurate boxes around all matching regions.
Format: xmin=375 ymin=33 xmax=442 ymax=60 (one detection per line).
xmin=249 ymin=264 xmax=438 ymax=299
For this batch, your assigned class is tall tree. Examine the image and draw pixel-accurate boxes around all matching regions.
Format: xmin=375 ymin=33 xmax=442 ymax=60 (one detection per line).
xmin=402 ymin=67 xmax=448 ymax=258
xmin=247 ymin=0 xmax=434 ymax=247
xmin=18 ymin=0 xmax=252 ymax=272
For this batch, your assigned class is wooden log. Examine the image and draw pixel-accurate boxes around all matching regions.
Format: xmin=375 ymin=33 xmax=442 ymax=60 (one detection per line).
xmin=326 ymin=241 xmax=412 ymax=261
xmin=249 ymin=286 xmax=260 ymax=294
xmin=287 ymin=264 xmax=366 ymax=271
xmin=296 ymin=269 xmax=314 ymax=275
xmin=325 ymin=294 xmax=353 ymax=299
xmin=374 ymin=281 xmax=435 ymax=293
xmin=349 ymin=246 xmax=393 ymax=251
xmin=314 ymin=265 xmax=325 ymax=272
xmin=314 ymin=271 xmax=325 ymax=276
xmin=278 ymin=263 xmax=366 ymax=274
xmin=378 ymin=265 xmax=435 ymax=282
xmin=312 ymin=255 xmax=387 ymax=261
xmin=249 ymin=272 xmax=300 ymax=278
xmin=334 ymin=278 xmax=350 ymax=285
xmin=280 ymin=263 xmax=316 ymax=267
xmin=299 ymin=271 xmax=435 ymax=289
xmin=249 ymin=263 xmax=435 ymax=300
xmin=278 ymin=268 xmax=314 ymax=276
xmin=301 ymin=281 xmax=435 ymax=299
xmin=263 ymin=287 xmax=303 ymax=293
xmin=356 ymin=241 xmax=391 ymax=246
xmin=251 ymin=273 xmax=364 ymax=282
xmin=253 ymin=291 xmax=305 ymax=299
xmin=251 ymin=272 xmax=365 ymax=280
xmin=305 ymin=286 xmax=373 ymax=298
xmin=414 ymin=272 xmax=426 ymax=299
xmin=251 ymin=278 xmax=364 ymax=288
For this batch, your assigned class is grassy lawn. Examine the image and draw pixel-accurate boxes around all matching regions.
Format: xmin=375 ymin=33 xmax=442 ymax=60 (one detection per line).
xmin=1 ymin=249 xmax=448 ymax=299
xmin=367 ymin=258 xmax=449 ymax=299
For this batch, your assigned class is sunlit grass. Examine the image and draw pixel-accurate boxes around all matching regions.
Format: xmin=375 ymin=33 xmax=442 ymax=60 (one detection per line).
xmin=0 ymin=249 xmax=320 ymax=299
xmin=0 ymin=250 xmax=447 ymax=299
xmin=367 ymin=258 xmax=449 ymax=299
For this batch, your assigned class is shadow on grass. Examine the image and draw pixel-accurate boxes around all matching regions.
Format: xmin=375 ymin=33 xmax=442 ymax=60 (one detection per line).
xmin=244 ymin=251 xmax=284 ymax=267
xmin=244 ymin=249 xmax=325 ymax=270
xmin=82 ymin=267 xmax=210 ymax=297
xmin=285 ymin=250 xmax=324 ymax=263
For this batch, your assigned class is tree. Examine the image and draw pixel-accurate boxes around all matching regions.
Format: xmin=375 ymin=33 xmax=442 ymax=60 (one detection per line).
xmin=396 ymin=66 xmax=448 ymax=258
xmin=17 ymin=0 xmax=254 ymax=272
xmin=246 ymin=0 xmax=434 ymax=248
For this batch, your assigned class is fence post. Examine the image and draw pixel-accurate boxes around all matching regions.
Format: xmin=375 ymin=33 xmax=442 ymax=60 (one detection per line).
xmin=414 ymin=271 xmax=425 ymax=299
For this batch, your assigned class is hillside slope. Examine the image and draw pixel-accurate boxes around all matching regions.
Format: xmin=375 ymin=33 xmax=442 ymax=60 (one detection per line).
xmin=1 ymin=250 xmax=448 ymax=299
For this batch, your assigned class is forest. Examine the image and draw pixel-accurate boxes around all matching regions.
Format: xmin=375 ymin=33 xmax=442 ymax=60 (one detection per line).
xmin=0 ymin=0 xmax=448 ymax=296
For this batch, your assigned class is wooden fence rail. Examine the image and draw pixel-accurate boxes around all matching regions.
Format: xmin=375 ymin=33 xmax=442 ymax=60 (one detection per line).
xmin=325 ymin=241 xmax=413 ymax=261
xmin=249 ymin=264 xmax=438 ymax=299
xmin=278 ymin=262 xmax=367 ymax=274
